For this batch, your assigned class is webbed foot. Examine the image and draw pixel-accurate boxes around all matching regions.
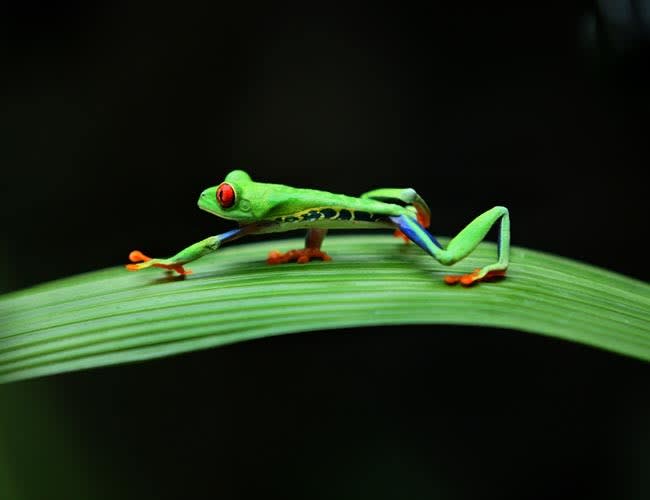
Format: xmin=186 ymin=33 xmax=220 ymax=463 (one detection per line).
xmin=267 ymin=248 xmax=331 ymax=265
xmin=444 ymin=268 xmax=507 ymax=286
xmin=126 ymin=250 xmax=192 ymax=275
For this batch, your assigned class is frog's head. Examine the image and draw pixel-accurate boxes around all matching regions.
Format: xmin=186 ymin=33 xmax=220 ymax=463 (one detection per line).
xmin=198 ymin=169 xmax=260 ymax=222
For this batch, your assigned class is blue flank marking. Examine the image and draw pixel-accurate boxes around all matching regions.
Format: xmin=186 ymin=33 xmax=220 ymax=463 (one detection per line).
xmin=217 ymin=228 xmax=244 ymax=243
xmin=390 ymin=215 xmax=443 ymax=250
xmin=497 ymin=226 xmax=501 ymax=259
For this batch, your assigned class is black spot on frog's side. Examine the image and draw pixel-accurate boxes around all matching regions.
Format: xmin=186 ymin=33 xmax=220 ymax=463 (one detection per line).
xmin=337 ymin=209 xmax=352 ymax=220
xmin=353 ymin=210 xmax=375 ymax=222
xmin=320 ymin=208 xmax=337 ymax=219
xmin=301 ymin=210 xmax=322 ymax=222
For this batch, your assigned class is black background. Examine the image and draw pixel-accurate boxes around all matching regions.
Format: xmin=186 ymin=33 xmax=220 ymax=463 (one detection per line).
xmin=1 ymin=3 xmax=649 ymax=499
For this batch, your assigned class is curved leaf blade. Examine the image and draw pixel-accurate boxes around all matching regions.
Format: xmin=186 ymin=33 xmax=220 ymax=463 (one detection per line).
xmin=0 ymin=235 xmax=648 ymax=383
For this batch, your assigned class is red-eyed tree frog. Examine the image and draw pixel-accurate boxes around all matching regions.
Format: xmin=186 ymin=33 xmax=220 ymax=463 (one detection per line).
xmin=127 ymin=170 xmax=510 ymax=285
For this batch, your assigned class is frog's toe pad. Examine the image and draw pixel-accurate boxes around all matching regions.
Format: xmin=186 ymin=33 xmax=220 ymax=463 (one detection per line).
xmin=267 ymin=248 xmax=332 ymax=265
xmin=126 ymin=250 xmax=191 ymax=275
xmin=126 ymin=263 xmax=146 ymax=271
xmin=126 ymin=250 xmax=153 ymax=271
xmin=129 ymin=250 xmax=152 ymax=263
xmin=444 ymin=268 xmax=507 ymax=286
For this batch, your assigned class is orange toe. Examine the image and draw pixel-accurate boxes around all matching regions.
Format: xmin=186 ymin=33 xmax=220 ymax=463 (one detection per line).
xmin=460 ymin=274 xmax=478 ymax=286
xmin=444 ymin=268 xmax=506 ymax=286
xmin=267 ymin=250 xmax=283 ymax=264
xmin=129 ymin=250 xmax=151 ymax=263
xmin=267 ymin=248 xmax=331 ymax=265
xmin=444 ymin=268 xmax=479 ymax=286
xmin=443 ymin=274 xmax=461 ymax=285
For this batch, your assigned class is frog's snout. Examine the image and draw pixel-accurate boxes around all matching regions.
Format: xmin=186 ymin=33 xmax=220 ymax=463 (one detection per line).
xmin=198 ymin=188 xmax=212 ymax=203
xmin=197 ymin=189 xmax=210 ymax=210
xmin=198 ymin=188 xmax=219 ymax=215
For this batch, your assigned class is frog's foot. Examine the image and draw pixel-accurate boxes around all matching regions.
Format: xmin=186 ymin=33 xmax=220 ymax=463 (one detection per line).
xmin=444 ymin=268 xmax=507 ymax=286
xmin=267 ymin=248 xmax=332 ymax=265
xmin=126 ymin=250 xmax=192 ymax=275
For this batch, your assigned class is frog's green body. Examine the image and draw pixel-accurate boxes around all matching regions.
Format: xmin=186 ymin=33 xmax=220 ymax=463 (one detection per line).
xmin=128 ymin=170 xmax=510 ymax=285
xmin=198 ymin=170 xmax=409 ymax=228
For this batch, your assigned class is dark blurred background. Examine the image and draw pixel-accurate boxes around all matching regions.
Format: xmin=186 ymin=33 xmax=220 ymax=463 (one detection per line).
xmin=1 ymin=2 xmax=649 ymax=499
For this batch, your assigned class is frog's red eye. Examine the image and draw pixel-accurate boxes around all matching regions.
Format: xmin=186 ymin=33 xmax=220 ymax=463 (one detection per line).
xmin=216 ymin=183 xmax=236 ymax=208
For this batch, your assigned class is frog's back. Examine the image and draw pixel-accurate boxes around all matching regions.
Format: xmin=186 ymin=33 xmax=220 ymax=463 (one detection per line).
xmin=260 ymin=183 xmax=409 ymax=222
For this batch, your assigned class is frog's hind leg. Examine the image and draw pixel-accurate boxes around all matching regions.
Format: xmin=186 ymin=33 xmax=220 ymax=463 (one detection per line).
xmin=361 ymin=188 xmax=431 ymax=242
xmin=267 ymin=229 xmax=332 ymax=265
xmin=390 ymin=206 xmax=510 ymax=286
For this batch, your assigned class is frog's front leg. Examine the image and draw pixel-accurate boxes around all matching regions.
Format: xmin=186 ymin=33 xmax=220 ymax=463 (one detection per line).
xmin=390 ymin=206 xmax=510 ymax=286
xmin=267 ymin=229 xmax=332 ymax=265
xmin=126 ymin=226 xmax=256 ymax=275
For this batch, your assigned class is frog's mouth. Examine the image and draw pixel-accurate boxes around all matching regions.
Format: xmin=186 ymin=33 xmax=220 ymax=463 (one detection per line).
xmin=197 ymin=198 xmax=255 ymax=222
xmin=198 ymin=202 xmax=228 ymax=219
xmin=197 ymin=191 xmax=221 ymax=216
xmin=197 ymin=196 xmax=223 ymax=218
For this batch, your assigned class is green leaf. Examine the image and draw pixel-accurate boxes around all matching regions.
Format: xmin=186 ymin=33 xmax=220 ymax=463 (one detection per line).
xmin=1 ymin=235 xmax=648 ymax=383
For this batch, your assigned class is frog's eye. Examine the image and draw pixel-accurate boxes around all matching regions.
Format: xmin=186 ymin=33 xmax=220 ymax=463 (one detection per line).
xmin=216 ymin=183 xmax=236 ymax=209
